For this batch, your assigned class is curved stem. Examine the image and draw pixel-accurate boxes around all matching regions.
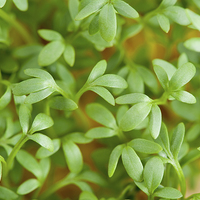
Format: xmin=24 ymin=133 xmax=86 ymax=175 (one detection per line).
xmin=0 ymin=9 xmax=33 ymax=44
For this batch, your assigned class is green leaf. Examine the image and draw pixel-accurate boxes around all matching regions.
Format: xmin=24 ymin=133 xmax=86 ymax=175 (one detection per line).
xmin=64 ymin=132 xmax=92 ymax=144
xmin=86 ymin=127 xmax=116 ymax=139
xmin=157 ymin=13 xmax=170 ymax=33
xmin=16 ymin=150 xmax=42 ymax=179
xmin=62 ymin=140 xmax=83 ymax=173
xmin=149 ymin=104 xmax=162 ymax=139
xmin=154 ymin=187 xmax=182 ymax=198
xmin=184 ymin=38 xmax=200 ymax=52
xmin=28 ymin=133 xmax=54 ymax=152
xmin=113 ymin=0 xmax=139 ymax=19
xmin=38 ymin=29 xmax=63 ymax=41
xmin=0 ymin=186 xmax=18 ymax=199
xmin=17 ymin=179 xmax=40 ymax=195
xmin=144 ymin=157 xmax=164 ymax=194
xmin=181 ymin=149 xmax=200 ymax=166
xmin=89 ymin=87 xmax=115 ymax=106
xmin=122 ymin=146 xmax=143 ymax=182
xmin=75 ymin=0 xmax=107 ymax=20
xmin=186 ymin=123 xmax=200 ymax=142
xmin=92 ymin=74 xmax=128 ymax=89
xmin=86 ymin=103 xmax=116 ymax=128
xmin=152 ymin=59 xmax=176 ymax=80
xmin=134 ymin=181 xmax=149 ymax=195
xmin=87 ymin=60 xmax=107 ymax=83
xmin=49 ymin=96 xmax=78 ymax=111
xmin=89 ymin=14 xmax=99 ymax=35
xmin=177 ymin=53 xmax=188 ymax=68
xmin=160 ymin=0 xmax=177 ymax=8
xmin=36 ymin=139 xmax=61 ymax=159
xmin=169 ymin=62 xmax=196 ymax=90
xmin=119 ymin=102 xmax=152 ymax=131
xmin=12 ymin=78 xmax=49 ymax=96
xmin=171 ymin=90 xmax=196 ymax=104
xmin=72 ymin=181 xmax=92 ymax=192
xmin=170 ymin=123 xmax=185 ymax=159
xmin=108 ymin=144 xmax=124 ymax=177
xmin=13 ymin=0 xmax=28 ymax=11
xmin=99 ymin=4 xmax=117 ymax=42
xmin=128 ymin=139 xmax=162 ymax=154
xmin=38 ymin=40 xmax=65 ymax=66
xmin=116 ymin=105 xmax=129 ymax=125
xmin=186 ymin=9 xmax=200 ymax=31
xmin=163 ymin=6 xmax=190 ymax=26
xmin=116 ymin=93 xmax=151 ymax=105
xmin=79 ymin=191 xmax=98 ymax=200
xmin=19 ymin=104 xmax=31 ymax=134
xmin=63 ymin=44 xmax=75 ymax=67
xmin=29 ymin=113 xmax=54 ymax=134
xmin=39 ymin=158 xmax=51 ymax=181
xmin=0 ymin=87 xmax=12 ymax=110
xmin=0 ymin=0 xmax=6 ymax=8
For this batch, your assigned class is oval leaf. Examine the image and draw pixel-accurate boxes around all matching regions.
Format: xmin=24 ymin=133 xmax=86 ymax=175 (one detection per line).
xmin=13 ymin=0 xmax=28 ymax=11
xmin=184 ymin=37 xmax=200 ymax=52
xmin=86 ymin=127 xmax=116 ymax=139
xmin=154 ymin=187 xmax=182 ymax=199
xmin=63 ymin=44 xmax=75 ymax=67
xmin=171 ymin=90 xmax=196 ymax=104
xmin=157 ymin=13 xmax=170 ymax=33
xmin=0 ymin=186 xmax=18 ymax=199
xmin=17 ymin=179 xmax=40 ymax=195
xmin=38 ymin=29 xmax=63 ymax=41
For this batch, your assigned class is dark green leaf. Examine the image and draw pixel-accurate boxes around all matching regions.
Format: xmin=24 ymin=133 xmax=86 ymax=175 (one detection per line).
xmin=128 ymin=139 xmax=162 ymax=154
xmin=154 ymin=187 xmax=182 ymax=198
xmin=144 ymin=157 xmax=164 ymax=193
xmin=134 ymin=181 xmax=149 ymax=195
xmin=99 ymin=4 xmax=117 ymax=42
xmin=0 ymin=186 xmax=18 ymax=199
xmin=157 ymin=13 xmax=170 ymax=33
xmin=38 ymin=29 xmax=63 ymax=41
xmin=17 ymin=179 xmax=40 ymax=195
xmin=171 ymin=90 xmax=196 ymax=104
xmin=62 ymin=140 xmax=83 ymax=173
xmin=86 ymin=103 xmax=116 ymax=128
xmin=89 ymin=14 xmax=99 ymax=35
xmin=186 ymin=123 xmax=200 ymax=142
xmin=63 ymin=44 xmax=75 ymax=67
xmin=113 ymin=0 xmax=139 ymax=19
xmin=38 ymin=40 xmax=65 ymax=66
xmin=122 ymin=146 xmax=143 ymax=181
xmin=86 ymin=127 xmax=116 ymax=139
xmin=108 ymin=144 xmax=124 ymax=177
xmin=184 ymin=38 xmax=200 ymax=52
xmin=13 ymin=0 xmax=28 ymax=11
xmin=119 ymin=102 xmax=152 ymax=131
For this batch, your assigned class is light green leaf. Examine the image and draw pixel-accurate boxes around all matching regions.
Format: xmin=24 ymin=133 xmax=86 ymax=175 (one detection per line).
xmin=16 ymin=150 xmax=42 ymax=179
xmin=116 ymin=93 xmax=151 ymax=105
xmin=0 ymin=0 xmax=6 ymax=8
xmin=79 ymin=191 xmax=98 ymax=200
xmin=160 ymin=0 xmax=177 ymax=8
xmin=87 ymin=60 xmax=107 ymax=83
xmin=63 ymin=140 xmax=83 ymax=173
xmin=49 ymin=96 xmax=78 ymax=111
xmin=0 ymin=87 xmax=12 ymax=110
xmin=122 ymin=146 xmax=143 ymax=182
xmin=116 ymin=105 xmax=129 ymax=125
xmin=89 ymin=87 xmax=115 ymax=106
xmin=128 ymin=139 xmax=162 ymax=154
xmin=28 ymin=133 xmax=54 ymax=152
xmin=181 ymin=149 xmax=200 ymax=166
xmin=63 ymin=44 xmax=75 ymax=67
xmin=38 ymin=40 xmax=65 ymax=66
xmin=99 ymin=4 xmax=117 ymax=42
xmin=113 ymin=0 xmax=139 ymax=19
xmin=186 ymin=9 xmax=200 ymax=31
xmin=64 ymin=132 xmax=92 ymax=144
xmin=152 ymin=59 xmax=176 ymax=80
xmin=0 ymin=186 xmax=18 ymax=199
xmin=119 ymin=102 xmax=152 ymax=131
xmin=39 ymin=158 xmax=51 ymax=181
xmin=157 ymin=13 xmax=170 ymax=33
xmin=13 ymin=0 xmax=28 ymax=11
xmin=186 ymin=123 xmax=200 ymax=142
xmin=154 ymin=187 xmax=182 ymax=198
xmin=19 ymin=104 xmax=31 ymax=134
xmin=108 ymin=144 xmax=124 ymax=177
xmin=134 ymin=181 xmax=149 ymax=195
xmin=29 ymin=113 xmax=54 ymax=134
xmin=163 ymin=6 xmax=190 ymax=26
xmin=86 ymin=103 xmax=116 ymax=128
xmin=75 ymin=0 xmax=107 ymax=20
xmin=72 ymin=181 xmax=92 ymax=192
xmin=171 ymin=90 xmax=196 ymax=104
xmin=89 ymin=14 xmax=99 ymax=35
xmin=69 ymin=0 xmax=79 ymax=19
xmin=149 ymin=104 xmax=162 ymax=139
xmin=169 ymin=62 xmax=196 ymax=90
xmin=184 ymin=38 xmax=200 ymax=52
xmin=144 ymin=157 xmax=164 ymax=194
xmin=170 ymin=123 xmax=185 ymax=159
xmin=17 ymin=179 xmax=40 ymax=195
xmin=38 ymin=29 xmax=63 ymax=41
xmin=86 ymin=127 xmax=116 ymax=139
xmin=36 ymin=139 xmax=61 ymax=159
xmin=177 ymin=53 xmax=188 ymax=68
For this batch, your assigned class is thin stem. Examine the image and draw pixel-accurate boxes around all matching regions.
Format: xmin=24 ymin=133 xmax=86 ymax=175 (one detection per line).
xmin=0 ymin=9 xmax=33 ymax=44
xmin=148 ymin=194 xmax=154 ymax=200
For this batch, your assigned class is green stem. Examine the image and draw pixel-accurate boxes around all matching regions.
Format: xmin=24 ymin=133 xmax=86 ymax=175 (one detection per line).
xmin=0 ymin=9 xmax=33 ymax=44
xmin=152 ymin=91 xmax=170 ymax=105
xmin=148 ymin=194 xmax=154 ymax=200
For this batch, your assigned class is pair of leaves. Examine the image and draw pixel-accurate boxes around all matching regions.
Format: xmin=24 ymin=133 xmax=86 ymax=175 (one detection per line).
xmin=75 ymin=0 xmax=139 ymax=41
xmin=153 ymin=59 xmax=196 ymax=104
xmin=38 ymin=29 xmax=75 ymax=67
xmin=0 ymin=0 xmax=28 ymax=11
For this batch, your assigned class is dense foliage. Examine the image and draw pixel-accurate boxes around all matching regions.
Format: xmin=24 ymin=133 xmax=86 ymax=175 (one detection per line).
xmin=0 ymin=0 xmax=200 ymax=199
